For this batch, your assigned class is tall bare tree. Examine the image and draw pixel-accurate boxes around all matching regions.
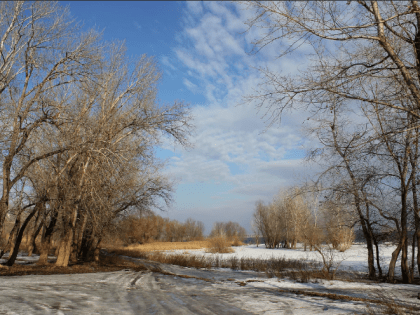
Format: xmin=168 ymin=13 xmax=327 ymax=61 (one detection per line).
xmin=242 ymin=1 xmax=420 ymax=283
xmin=0 ymin=1 xmax=102 ymax=237
xmin=0 ymin=2 xmax=192 ymax=267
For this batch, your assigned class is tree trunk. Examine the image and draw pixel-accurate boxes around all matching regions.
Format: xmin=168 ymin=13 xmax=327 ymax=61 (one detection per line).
xmin=27 ymin=204 xmax=45 ymax=256
xmin=56 ymin=207 xmax=78 ymax=267
xmin=0 ymin=159 xmax=12 ymax=239
xmin=366 ymin=238 xmax=375 ymax=279
xmin=417 ymin=231 xmax=420 ymax=279
xmin=55 ymin=229 xmax=74 ymax=267
xmin=359 ymin=218 xmax=376 ymax=279
xmin=27 ymin=222 xmax=43 ymax=256
xmin=372 ymin=234 xmax=383 ymax=278
xmin=6 ymin=206 xmax=38 ymax=266
xmin=410 ymin=233 xmax=416 ymax=283
xmin=401 ymin=193 xmax=409 ymax=283
xmin=38 ymin=210 xmax=58 ymax=265
xmin=77 ymin=214 xmax=89 ymax=255
xmin=388 ymin=242 xmax=402 ymax=282
xmin=0 ymin=212 xmax=22 ymax=259
xmin=93 ymin=237 xmax=102 ymax=263
xmin=71 ymin=211 xmax=88 ymax=263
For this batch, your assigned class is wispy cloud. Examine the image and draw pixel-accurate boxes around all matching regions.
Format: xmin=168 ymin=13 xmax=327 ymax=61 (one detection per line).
xmin=159 ymin=2 xmax=319 ymax=232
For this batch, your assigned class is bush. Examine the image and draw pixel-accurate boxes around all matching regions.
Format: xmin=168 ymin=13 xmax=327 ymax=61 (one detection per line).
xmin=231 ymin=236 xmax=244 ymax=247
xmin=206 ymin=236 xmax=234 ymax=254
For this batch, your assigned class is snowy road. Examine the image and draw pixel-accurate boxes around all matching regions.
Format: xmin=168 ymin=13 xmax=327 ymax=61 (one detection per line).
xmin=0 ymin=270 xmax=343 ymax=315
xmin=0 ymin=259 xmax=419 ymax=314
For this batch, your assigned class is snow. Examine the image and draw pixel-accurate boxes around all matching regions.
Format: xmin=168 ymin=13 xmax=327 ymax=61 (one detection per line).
xmin=165 ymin=243 xmax=403 ymax=275
xmin=0 ymin=252 xmax=55 ymax=265
xmin=0 ymin=244 xmax=419 ymax=314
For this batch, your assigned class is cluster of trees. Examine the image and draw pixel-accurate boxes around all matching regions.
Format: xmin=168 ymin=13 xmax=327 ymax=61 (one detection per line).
xmin=0 ymin=2 xmax=190 ymax=267
xmin=242 ymin=1 xmax=420 ymax=283
xmin=209 ymin=221 xmax=247 ymax=243
xmin=253 ymin=188 xmax=354 ymax=251
xmin=117 ymin=215 xmax=204 ymax=245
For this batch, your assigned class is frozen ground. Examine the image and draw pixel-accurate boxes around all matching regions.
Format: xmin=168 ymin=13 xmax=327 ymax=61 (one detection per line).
xmin=166 ymin=243 xmax=408 ymax=276
xmin=0 ymin=244 xmax=419 ymax=314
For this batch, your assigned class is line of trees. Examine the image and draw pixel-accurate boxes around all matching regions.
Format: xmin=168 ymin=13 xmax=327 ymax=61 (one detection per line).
xmin=242 ymin=1 xmax=420 ymax=283
xmin=117 ymin=215 xmax=204 ymax=245
xmin=209 ymin=221 xmax=247 ymax=243
xmin=0 ymin=2 xmax=191 ymax=267
xmin=253 ymin=187 xmax=354 ymax=252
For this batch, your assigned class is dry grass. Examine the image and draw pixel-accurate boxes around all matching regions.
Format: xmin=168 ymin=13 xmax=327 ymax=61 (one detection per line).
xmin=0 ymin=253 xmax=147 ymax=277
xmin=206 ymin=236 xmax=234 ymax=254
xmin=124 ymin=241 xmax=210 ymax=252
xmin=105 ymin=241 xmax=356 ymax=283
xmin=231 ymin=237 xmax=244 ymax=247
xmin=116 ymin=239 xmax=242 ymax=253
xmin=148 ymin=252 xmax=212 ymax=269
xmin=107 ymin=247 xmax=322 ymax=280
xmin=108 ymin=248 xmax=212 ymax=269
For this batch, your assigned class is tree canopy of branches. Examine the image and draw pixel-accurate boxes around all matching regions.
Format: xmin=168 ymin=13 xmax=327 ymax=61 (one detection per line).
xmin=117 ymin=215 xmax=204 ymax=245
xmin=209 ymin=221 xmax=247 ymax=243
xmin=243 ymin=1 xmax=420 ymax=283
xmin=0 ymin=1 xmax=191 ymax=267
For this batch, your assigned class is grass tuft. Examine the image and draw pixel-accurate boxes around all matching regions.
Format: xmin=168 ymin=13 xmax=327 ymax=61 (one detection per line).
xmin=206 ymin=237 xmax=234 ymax=254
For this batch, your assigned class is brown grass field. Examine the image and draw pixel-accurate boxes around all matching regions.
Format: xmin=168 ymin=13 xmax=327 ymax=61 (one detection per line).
xmin=124 ymin=240 xmax=211 ymax=252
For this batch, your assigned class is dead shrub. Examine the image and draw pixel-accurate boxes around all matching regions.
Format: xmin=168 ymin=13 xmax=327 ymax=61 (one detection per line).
xmin=231 ymin=236 xmax=244 ymax=247
xmin=214 ymin=255 xmax=220 ymax=268
xmin=229 ymin=256 xmax=239 ymax=270
xmin=206 ymin=236 xmax=234 ymax=254
xmin=314 ymin=244 xmax=346 ymax=280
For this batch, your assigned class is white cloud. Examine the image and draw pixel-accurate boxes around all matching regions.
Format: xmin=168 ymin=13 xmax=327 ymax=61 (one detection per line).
xmin=159 ymin=2 xmax=322 ymax=232
xmin=182 ymin=78 xmax=198 ymax=92
xmin=185 ymin=1 xmax=203 ymax=16
xmin=161 ymin=56 xmax=177 ymax=71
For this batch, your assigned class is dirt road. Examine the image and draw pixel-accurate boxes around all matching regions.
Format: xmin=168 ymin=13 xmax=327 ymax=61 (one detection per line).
xmin=0 ymin=260 xmax=419 ymax=314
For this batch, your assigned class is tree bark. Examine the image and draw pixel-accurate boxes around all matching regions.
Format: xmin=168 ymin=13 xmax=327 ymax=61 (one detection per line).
xmin=0 ymin=211 xmax=22 ymax=259
xmin=401 ymin=189 xmax=410 ymax=283
xmin=372 ymin=232 xmax=383 ymax=278
xmin=56 ymin=207 xmax=78 ymax=267
xmin=27 ymin=204 xmax=45 ymax=256
xmin=27 ymin=222 xmax=43 ymax=256
xmin=388 ymin=242 xmax=402 ymax=282
xmin=6 ymin=206 xmax=39 ymax=266
xmin=38 ymin=210 xmax=58 ymax=265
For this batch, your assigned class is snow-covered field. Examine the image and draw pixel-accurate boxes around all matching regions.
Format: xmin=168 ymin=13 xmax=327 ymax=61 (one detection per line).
xmin=0 ymin=244 xmax=419 ymax=314
xmin=165 ymin=243 xmax=405 ymax=275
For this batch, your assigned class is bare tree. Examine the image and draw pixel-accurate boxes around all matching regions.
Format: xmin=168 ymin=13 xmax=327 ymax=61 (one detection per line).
xmin=242 ymin=1 xmax=420 ymax=122
xmin=242 ymin=1 xmax=420 ymax=283
xmin=184 ymin=218 xmax=205 ymax=241
xmin=209 ymin=221 xmax=247 ymax=243
xmin=0 ymin=2 xmax=192 ymax=267
xmin=0 ymin=1 xmax=103 ymax=238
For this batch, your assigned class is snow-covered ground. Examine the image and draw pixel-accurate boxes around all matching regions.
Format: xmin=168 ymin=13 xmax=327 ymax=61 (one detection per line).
xmin=0 ymin=244 xmax=419 ymax=314
xmin=165 ymin=243 xmax=405 ymax=275
xmin=1 ymin=255 xmax=419 ymax=314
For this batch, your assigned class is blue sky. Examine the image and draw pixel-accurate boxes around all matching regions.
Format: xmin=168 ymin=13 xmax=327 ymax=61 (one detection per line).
xmin=63 ymin=1 xmax=318 ymax=233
